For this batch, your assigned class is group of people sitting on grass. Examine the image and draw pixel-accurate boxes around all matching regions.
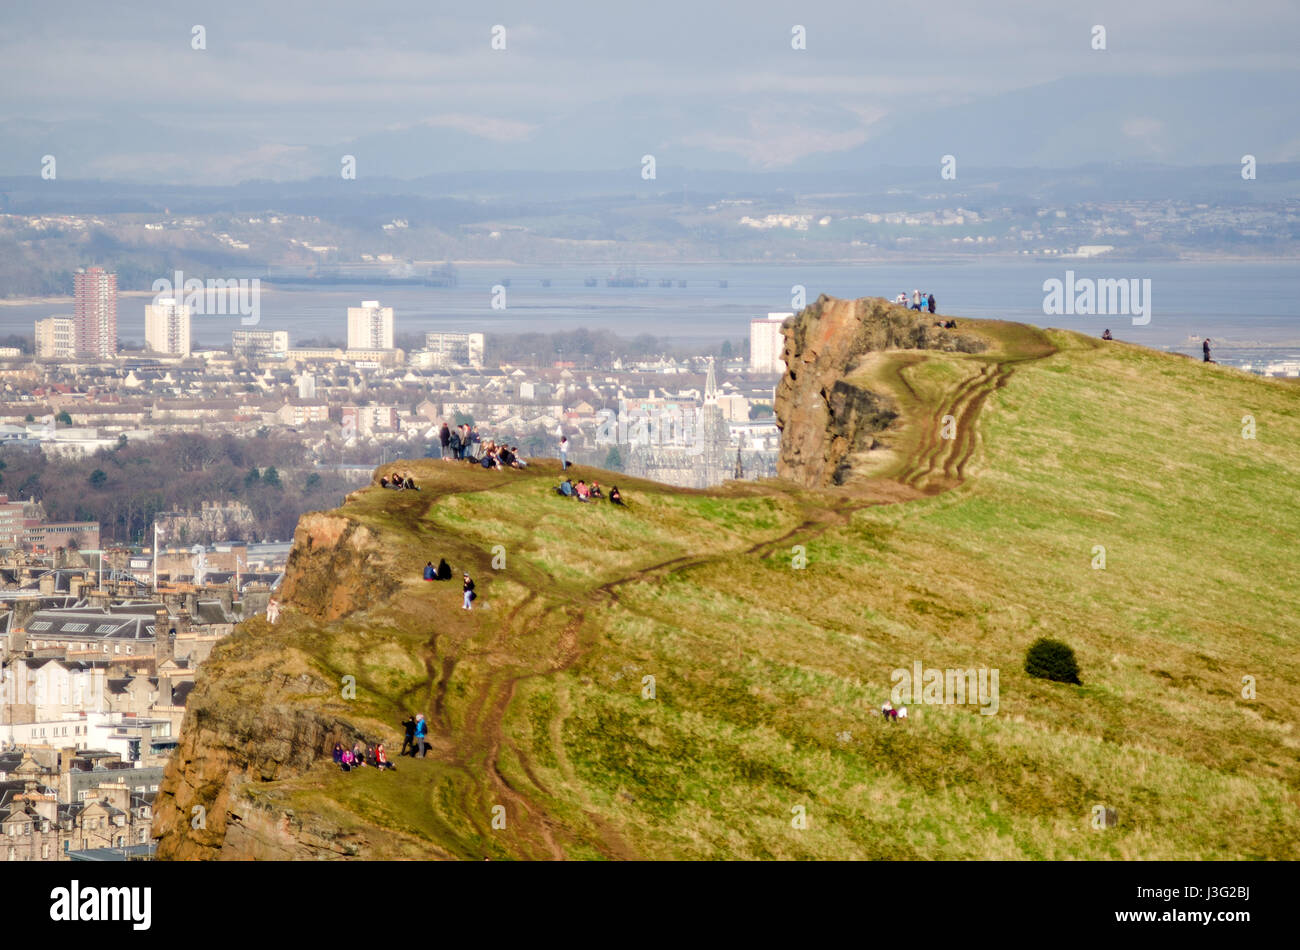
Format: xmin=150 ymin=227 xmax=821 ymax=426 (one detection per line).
xmin=476 ymin=440 xmax=526 ymax=470
xmin=439 ymin=422 xmax=528 ymax=469
xmin=333 ymin=740 xmax=397 ymax=771
xmin=556 ymin=478 xmax=624 ymax=505
xmin=380 ymin=471 xmax=419 ymax=490
xmin=881 ymin=701 xmax=909 ymax=722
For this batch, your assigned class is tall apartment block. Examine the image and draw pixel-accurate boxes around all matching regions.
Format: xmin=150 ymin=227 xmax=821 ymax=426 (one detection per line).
xmin=749 ymin=313 xmax=791 ymax=375
xmin=346 ymin=300 xmax=394 ymax=350
xmin=73 ymin=267 xmax=117 ymax=358
xmin=144 ymin=298 xmax=192 ymax=357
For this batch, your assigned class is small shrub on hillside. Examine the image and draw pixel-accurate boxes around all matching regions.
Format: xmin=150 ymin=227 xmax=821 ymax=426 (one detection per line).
xmin=1025 ymin=637 xmax=1082 ymax=685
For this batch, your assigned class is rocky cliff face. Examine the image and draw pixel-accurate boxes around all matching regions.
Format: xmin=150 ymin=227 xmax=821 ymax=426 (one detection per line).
xmin=150 ymin=634 xmax=373 ymax=859
xmin=152 ymin=508 xmax=393 ymax=859
xmin=774 ymin=295 xmax=984 ymax=488
xmin=279 ymin=511 xmax=397 ymax=621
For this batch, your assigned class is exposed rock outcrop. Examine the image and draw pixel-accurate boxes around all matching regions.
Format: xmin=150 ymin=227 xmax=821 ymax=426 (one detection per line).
xmin=775 ymin=295 xmax=985 ymax=488
xmin=153 ymin=502 xmax=398 ymax=859
xmin=279 ymin=512 xmax=397 ymax=621
xmin=151 ymin=639 xmax=371 ymax=860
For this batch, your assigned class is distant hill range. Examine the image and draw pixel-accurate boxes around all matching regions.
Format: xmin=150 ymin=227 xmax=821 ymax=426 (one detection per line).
xmin=2 ymin=70 xmax=1298 ymax=193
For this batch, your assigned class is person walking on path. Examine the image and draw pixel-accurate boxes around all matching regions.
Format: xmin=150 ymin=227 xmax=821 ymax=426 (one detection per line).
xmin=463 ymin=573 xmax=476 ymax=610
xmin=413 ymin=714 xmax=428 ymax=757
xmin=400 ymin=716 xmax=416 ymax=756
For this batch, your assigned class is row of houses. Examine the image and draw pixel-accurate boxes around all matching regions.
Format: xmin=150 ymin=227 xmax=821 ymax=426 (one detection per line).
xmin=0 ymin=747 xmax=160 ymax=860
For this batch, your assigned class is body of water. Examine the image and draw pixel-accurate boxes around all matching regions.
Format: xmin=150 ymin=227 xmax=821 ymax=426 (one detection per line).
xmin=5 ymin=261 xmax=1298 ymax=361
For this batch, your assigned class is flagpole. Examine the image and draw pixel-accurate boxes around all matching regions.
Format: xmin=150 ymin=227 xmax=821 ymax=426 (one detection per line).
xmin=152 ymin=523 xmax=158 ymax=594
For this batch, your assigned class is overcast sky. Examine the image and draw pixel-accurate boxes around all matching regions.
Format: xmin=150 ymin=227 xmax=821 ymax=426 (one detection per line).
xmin=2 ymin=1 xmax=1298 ymax=182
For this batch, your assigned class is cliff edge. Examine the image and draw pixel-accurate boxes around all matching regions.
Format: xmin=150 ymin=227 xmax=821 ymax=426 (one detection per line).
xmin=775 ymin=294 xmax=985 ymax=488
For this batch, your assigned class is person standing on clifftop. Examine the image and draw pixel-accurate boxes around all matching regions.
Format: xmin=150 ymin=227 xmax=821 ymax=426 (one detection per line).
xmin=400 ymin=716 xmax=415 ymax=756
xmin=927 ymin=293 xmax=936 ymax=314
xmin=439 ymin=422 xmax=451 ymax=459
xmin=560 ymin=435 xmax=569 ymax=470
xmin=1203 ymin=338 xmax=1213 ymax=363
xmin=912 ymin=289 xmax=923 ymax=311
xmin=413 ymin=714 xmax=428 ymax=757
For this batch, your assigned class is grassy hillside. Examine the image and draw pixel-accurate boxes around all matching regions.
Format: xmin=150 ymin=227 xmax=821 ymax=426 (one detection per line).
xmin=193 ymin=321 xmax=1299 ymax=860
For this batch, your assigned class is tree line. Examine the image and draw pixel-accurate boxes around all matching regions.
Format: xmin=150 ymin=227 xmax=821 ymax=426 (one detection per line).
xmin=0 ymin=432 xmax=356 ymax=545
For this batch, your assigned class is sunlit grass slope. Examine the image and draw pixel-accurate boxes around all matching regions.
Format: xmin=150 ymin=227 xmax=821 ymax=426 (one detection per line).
xmin=237 ymin=323 xmax=1299 ymax=860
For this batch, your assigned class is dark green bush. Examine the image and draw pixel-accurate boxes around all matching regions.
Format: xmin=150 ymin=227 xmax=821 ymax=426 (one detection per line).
xmin=1025 ymin=637 xmax=1082 ymax=684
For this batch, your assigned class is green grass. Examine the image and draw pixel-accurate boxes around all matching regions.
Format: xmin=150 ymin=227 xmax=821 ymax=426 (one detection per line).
xmin=191 ymin=323 xmax=1300 ymax=860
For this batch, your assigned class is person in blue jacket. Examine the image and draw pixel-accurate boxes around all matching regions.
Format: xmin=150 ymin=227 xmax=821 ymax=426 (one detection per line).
xmin=413 ymin=713 xmax=428 ymax=757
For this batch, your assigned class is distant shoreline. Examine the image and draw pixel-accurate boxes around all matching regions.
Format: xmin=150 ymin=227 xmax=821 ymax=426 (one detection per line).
xmin=3 ymin=255 xmax=1297 ymax=307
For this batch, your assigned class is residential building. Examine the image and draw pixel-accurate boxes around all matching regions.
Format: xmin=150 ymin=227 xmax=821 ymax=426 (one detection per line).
xmin=0 ymin=495 xmax=32 ymax=550
xmin=144 ymin=299 xmax=191 ymax=357
xmin=347 ymin=300 xmax=394 ymax=350
xmin=423 ymin=331 xmax=485 ymax=368
xmin=73 ymin=268 xmax=117 ymax=359
xmin=0 ymin=748 xmax=158 ymax=860
xmin=274 ymin=401 xmax=330 ymax=427
xmin=231 ymin=328 xmax=289 ymax=357
xmin=342 ymin=405 xmax=399 ymax=437
xmin=749 ymin=313 xmax=790 ymax=375
xmin=34 ymin=317 xmax=76 ymax=359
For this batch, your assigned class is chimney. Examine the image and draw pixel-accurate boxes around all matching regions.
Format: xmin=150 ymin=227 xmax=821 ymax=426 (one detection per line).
xmin=59 ymin=746 xmax=76 ymax=803
xmin=12 ymin=599 xmax=41 ymax=638
xmin=158 ymin=674 xmax=173 ymax=707
xmin=155 ymin=611 xmax=174 ymax=665
xmin=38 ymin=574 xmax=55 ymax=595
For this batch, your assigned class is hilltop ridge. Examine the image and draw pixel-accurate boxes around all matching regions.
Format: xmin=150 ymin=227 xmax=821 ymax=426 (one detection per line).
xmin=153 ymin=298 xmax=1300 ymax=860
